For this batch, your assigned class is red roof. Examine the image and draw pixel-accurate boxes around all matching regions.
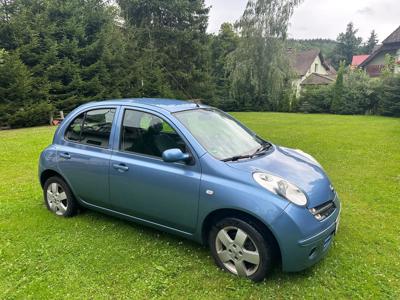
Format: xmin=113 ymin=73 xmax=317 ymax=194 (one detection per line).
xmin=351 ymin=55 xmax=369 ymax=66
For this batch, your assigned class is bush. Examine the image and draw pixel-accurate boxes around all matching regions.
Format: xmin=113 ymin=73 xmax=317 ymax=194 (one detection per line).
xmin=297 ymin=68 xmax=391 ymax=116
xmin=378 ymin=75 xmax=400 ymax=117
xmin=298 ymin=85 xmax=333 ymax=113
xmin=335 ymin=69 xmax=375 ymax=115
xmin=7 ymin=102 xmax=54 ymax=128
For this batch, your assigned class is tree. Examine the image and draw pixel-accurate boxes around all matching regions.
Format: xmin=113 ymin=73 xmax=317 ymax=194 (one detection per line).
xmin=209 ymin=23 xmax=239 ymax=108
xmin=333 ymin=22 xmax=362 ymax=66
xmin=378 ymin=75 xmax=400 ymax=117
xmin=0 ymin=49 xmax=33 ymax=117
xmin=1 ymin=0 xmax=129 ymax=112
xmin=117 ymin=0 xmax=212 ymax=100
xmin=363 ymin=30 xmax=378 ymax=54
xmin=226 ymin=0 xmax=301 ymax=111
xmin=330 ymin=61 xmax=345 ymax=113
xmin=0 ymin=49 xmax=32 ymax=103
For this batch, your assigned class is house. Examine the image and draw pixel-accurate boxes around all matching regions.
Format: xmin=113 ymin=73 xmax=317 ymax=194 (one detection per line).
xmin=359 ymin=25 xmax=400 ymax=77
xmin=288 ymin=49 xmax=336 ymax=96
xmin=351 ymin=55 xmax=369 ymax=69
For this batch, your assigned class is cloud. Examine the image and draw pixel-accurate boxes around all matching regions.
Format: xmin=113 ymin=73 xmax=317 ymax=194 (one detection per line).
xmin=357 ymin=6 xmax=374 ymax=15
xmin=205 ymin=0 xmax=247 ymax=33
xmin=206 ymin=0 xmax=400 ymax=42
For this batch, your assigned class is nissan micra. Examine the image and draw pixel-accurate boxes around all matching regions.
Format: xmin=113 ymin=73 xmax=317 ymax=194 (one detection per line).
xmin=39 ymin=98 xmax=341 ymax=282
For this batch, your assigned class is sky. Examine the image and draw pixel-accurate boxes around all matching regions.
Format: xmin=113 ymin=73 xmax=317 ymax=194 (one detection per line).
xmin=205 ymin=0 xmax=400 ymax=42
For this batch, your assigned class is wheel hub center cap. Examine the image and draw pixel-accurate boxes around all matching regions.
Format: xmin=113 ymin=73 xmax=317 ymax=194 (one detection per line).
xmin=228 ymin=244 xmax=243 ymax=260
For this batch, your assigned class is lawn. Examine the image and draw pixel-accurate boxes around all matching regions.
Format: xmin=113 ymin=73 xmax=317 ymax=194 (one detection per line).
xmin=0 ymin=113 xmax=399 ymax=299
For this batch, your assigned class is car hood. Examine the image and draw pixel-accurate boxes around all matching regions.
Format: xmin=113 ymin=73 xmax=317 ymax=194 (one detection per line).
xmin=226 ymin=145 xmax=334 ymax=208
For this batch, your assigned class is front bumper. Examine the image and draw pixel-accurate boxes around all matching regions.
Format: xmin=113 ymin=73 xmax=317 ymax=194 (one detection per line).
xmin=271 ymin=194 xmax=341 ymax=272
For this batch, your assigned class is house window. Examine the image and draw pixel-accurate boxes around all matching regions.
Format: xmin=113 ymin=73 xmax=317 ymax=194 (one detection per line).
xmin=314 ymin=63 xmax=318 ymax=72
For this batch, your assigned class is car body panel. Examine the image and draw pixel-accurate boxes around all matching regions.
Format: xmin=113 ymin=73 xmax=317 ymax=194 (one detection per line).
xmin=193 ymin=153 xmax=290 ymax=242
xmin=226 ymin=145 xmax=335 ymax=208
xmin=39 ymin=98 xmax=341 ymax=274
xmin=271 ymin=194 xmax=341 ymax=271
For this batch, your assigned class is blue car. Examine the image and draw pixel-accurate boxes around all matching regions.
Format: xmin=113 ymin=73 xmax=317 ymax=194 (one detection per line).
xmin=39 ymin=98 xmax=341 ymax=281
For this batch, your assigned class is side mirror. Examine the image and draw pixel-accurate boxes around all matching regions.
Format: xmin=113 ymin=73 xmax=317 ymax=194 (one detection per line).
xmin=162 ymin=148 xmax=191 ymax=163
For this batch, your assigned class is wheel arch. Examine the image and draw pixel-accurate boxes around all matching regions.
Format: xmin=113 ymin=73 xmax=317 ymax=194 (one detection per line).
xmin=40 ymin=169 xmax=64 ymax=188
xmin=201 ymin=208 xmax=282 ymax=265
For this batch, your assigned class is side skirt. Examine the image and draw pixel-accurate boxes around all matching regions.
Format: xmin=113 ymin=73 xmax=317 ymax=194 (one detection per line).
xmin=78 ymin=198 xmax=195 ymax=240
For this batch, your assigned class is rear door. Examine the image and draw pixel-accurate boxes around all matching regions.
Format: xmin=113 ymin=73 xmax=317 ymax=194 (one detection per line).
xmin=57 ymin=107 xmax=118 ymax=208
xmin=108 ymin=107 xmax=201 ymax=233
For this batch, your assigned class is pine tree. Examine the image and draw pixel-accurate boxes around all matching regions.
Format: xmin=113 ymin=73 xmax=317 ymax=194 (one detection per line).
xmin=363 ymin=30 xmax=378 ymax=54
xmin=331 ymin=61 xmax=345 ymax=113
xmin=0 ymin=49 xmax=34 ymax=125
xmin=2 ymin=0 xmax=130 ymax=112
xmin=333 ymin=22 xmax=363 ymax=66
xmin=0 ymin=50 xmax=32 ymax=107
xmin=117 ymin=0 xmax=212 ymax=100
xmin=378 ymin=75 xmax=400 ymax=117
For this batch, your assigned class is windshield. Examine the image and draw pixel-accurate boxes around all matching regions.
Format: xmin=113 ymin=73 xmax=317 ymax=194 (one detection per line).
xmin=174 ymin=109 xmax=266 ymax=160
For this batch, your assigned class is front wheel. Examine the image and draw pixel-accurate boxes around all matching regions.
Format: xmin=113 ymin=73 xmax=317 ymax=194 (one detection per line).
xmin=209 ymin=217 xmax=272 ymax=282
xmin=43 ymin=176 xmax=78 ymax=217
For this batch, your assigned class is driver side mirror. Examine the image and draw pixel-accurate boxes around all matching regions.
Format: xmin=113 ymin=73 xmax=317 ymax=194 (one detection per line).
xmin=162 ymin=148 xmax=191 ymax=163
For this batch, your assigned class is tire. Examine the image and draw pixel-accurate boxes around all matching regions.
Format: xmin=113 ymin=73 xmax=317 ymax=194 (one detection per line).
xmin=43 ymin=176 xmax=78 ymax=217
xmin=208 ymin=217 xmax=272 ymax=282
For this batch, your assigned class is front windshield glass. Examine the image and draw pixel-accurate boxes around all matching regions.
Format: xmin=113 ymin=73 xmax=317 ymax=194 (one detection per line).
xmin=174 ymin=109 xmax=264 ymax=160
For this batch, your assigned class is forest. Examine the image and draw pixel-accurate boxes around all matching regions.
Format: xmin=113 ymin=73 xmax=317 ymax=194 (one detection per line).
xmin=0 ymin=0 xmax=399 ymax=128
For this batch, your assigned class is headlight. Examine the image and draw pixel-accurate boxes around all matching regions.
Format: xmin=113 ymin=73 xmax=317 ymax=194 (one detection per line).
xmin=253 ymin=172 xmax=308 ymax=206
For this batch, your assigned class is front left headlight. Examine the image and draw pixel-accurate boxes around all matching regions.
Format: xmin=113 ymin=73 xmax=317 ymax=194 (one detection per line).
xmin=253 ymin=172 xmax=308 ymax=206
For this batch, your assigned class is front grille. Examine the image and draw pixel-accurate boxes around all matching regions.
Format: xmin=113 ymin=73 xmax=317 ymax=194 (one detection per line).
xmin=309 ymin=200 xmax=336 ymax=221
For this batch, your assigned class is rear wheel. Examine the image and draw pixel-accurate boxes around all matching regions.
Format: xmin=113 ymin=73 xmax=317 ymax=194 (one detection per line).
xmin=209 ymin=217 xmax=272 ymax=282
xmin=43 ymin=176 xmax=78 ymax=217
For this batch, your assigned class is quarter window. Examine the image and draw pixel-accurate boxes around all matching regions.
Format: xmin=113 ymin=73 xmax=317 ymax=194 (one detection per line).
xmin=121 ymin=110 xmax=187 ymax=158
xmin=65 ymin=108 xmax=116 ymax=148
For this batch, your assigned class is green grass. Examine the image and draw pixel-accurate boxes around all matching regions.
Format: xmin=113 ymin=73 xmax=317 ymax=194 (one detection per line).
xmin=0 ymin=113 xmax=399 ymax=299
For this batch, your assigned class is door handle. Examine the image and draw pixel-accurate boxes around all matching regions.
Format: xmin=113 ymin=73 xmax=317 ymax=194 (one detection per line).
xmin=113 ymin=163 xmax=129 ymax=172
xmin=60 ymin=152 xmax=71 ymax=159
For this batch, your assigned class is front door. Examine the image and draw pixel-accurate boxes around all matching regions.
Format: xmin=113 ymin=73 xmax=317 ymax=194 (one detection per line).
xmin=109 ymin=108 xmax=201 ymax=233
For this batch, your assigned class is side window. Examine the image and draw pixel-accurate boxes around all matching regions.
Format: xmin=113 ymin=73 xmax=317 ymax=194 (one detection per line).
xmin=65 ymin=113 xmax=84 ymax=141
xmin=121 ymin=109 xmax=187 ymax=157
xmin=65 ymin=108 xmax=116 ymax=148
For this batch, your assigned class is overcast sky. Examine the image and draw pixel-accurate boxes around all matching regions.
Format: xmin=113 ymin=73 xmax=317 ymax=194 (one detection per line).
xmin=205 ymin=0 xmax=400 ymax=42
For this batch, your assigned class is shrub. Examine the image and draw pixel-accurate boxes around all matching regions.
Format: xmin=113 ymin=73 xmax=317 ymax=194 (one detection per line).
xmin=377 ymin=75 xmax=400 ymax=117
xmin=336 ymin=69 xmax=375 ymax=115
xmin=7 ymin=102 xmax=54 ymax=128
xmin=298 ymin=85 xmax=333 ymax=113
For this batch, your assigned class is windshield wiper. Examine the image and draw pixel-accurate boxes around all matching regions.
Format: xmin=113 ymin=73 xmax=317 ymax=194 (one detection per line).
xmin=253 ymin=142 xmax=272 ymax=156
xmin=222 ymin=143 xmax=272 ymax=162
xmin=221 ymin=154 xmax=254 ymax=162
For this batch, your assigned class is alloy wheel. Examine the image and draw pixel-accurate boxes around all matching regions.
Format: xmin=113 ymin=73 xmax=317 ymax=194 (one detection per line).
xmin=46 ymin=182 xmax=68 ymax=216
xmin=215 ymin=226 xmax=260 ymax=277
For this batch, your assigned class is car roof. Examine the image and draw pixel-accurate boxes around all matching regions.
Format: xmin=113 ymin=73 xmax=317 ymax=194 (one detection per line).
xmin=84 ymin=98 xmax=208 ymax=113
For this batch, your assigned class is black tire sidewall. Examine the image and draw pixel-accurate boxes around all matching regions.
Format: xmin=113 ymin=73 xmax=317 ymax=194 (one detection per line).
xmin=209 ymin=217 xmax=272 ymax=282
xmin=43 ymin=176 xmax=78 ymax=217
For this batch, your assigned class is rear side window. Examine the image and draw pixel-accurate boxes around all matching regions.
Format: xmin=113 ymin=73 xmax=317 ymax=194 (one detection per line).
xmin=65 ymin=108 xmax=116 ymax=148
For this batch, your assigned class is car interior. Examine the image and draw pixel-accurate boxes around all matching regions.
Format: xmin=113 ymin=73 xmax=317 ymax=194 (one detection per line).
xmin=121 ymin=111 xmax=187 ymax=157
xmin=65 ymin=109 xmax=115 ymax=148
